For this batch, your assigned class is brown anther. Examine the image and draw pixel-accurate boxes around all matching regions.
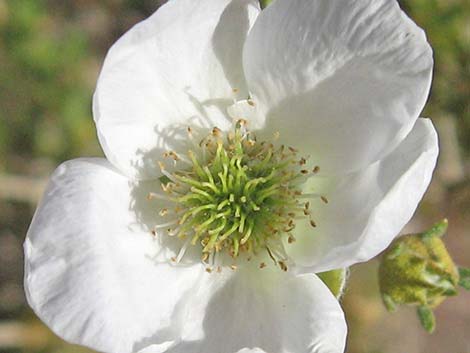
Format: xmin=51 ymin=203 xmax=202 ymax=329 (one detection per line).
xmin=230 ymin=265 xmax=238 ymax=270
xmin=205 ymin=267 xmax=213 ymax=273
xmin=299 ymin=157 xmax=307 ymax=166
xmin=259 ymin=262 xmax=267 ymax=269
xmin=233 ymin=88 xmax=239 ymax=93
xmin=310 ymin=220 xmax=317 ymax=228
xmin=305 ymin=201 xmax=310 ymax=209
xmin=247 ymin=100 xmax=255 ymax=106
xmin=159 ymin=208 xmax=168 ymax=216
xmin=169 ymin=151 xmax=180 ymax=161
xmin=312 ymin=166 xmax=320 ymax=173
xmin=288 ymin=146 xmax=298 ymax=153
xmin=171 ymin=257 xmax=177 ymax=262
xmin=278 ymin=261 xmax=288 ymax=272
xmin=303 ymin=209 xmax=311 ymax=216
xmin=294 ymin=191 xmax=302 ymax=196
xmin=146 ymin=193 xmax=153 ymax=200
xmin=212 ymin=127 xmax=222 ymax=136
xmin=238 ymin=119 xmax=248 ymax=126
xmin=301 ymin=169 xmax=309 ymax=174
xmin=151 ymin=230 xmax=157 ymax=236
xmin=288 ymin=235 xmax=296 ymax=244
xmin=321 ymin=196 xmax=329 ymax=204
xmin=187 ymin=126 xmax=193 ymax=134
xmin=288 ymin=212 xmax=296 ymax=218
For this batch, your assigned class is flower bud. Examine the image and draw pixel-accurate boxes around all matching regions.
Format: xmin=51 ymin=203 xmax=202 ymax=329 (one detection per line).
xmin=378 ymin=219 xmax=460 ymax=332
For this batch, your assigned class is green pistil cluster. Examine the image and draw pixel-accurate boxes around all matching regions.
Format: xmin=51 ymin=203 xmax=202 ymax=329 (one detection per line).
xmin=153 ymin=121 xmax=318 ymax=269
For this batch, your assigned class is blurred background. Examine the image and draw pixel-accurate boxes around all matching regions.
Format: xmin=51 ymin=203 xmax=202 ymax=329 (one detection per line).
xmin=0 ymin=0 xmax=469 ymax=352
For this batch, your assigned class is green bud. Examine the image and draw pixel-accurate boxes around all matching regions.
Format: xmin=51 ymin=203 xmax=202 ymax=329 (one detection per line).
xmin=378 ymin=219 xmax=460 ymax=332
xmin=317 ymin=268 xmax=348 ymax=299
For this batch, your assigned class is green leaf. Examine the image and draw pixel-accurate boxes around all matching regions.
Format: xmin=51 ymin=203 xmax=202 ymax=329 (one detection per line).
xmin=420 ymin=219 xmax=448 ymax=239
xmin=317 ymin=268 xmax=348 ymax=299
xmin=458 ymin=267 xmax=470 ymax=290
xmin=382 ymin=293 xmax=397 ymax=312
xmin=417 ymin=306 xmax=436 ymax=333
xmin=259 ymin=0 xmax=273 ymax=9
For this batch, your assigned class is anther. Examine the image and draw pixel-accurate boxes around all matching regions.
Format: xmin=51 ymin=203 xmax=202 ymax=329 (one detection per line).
xmin=312 ymin=166 xmax=320 ymax=173
xmin=278 ymin=261 xmax=288 ymax=272
xmin=288 ymin=146 xmax=298 ymax=153
xmin=310 ymin=220 xmax=317 ymax=228
xmin=247 ymin=100 xmax=255 ymax=106
xmin=260 ymin=262 xmax=267 ymax=269
xmin=321 ymin=196 xmax=329 ymax=204
xmin=212 ymin=127 xmax=222 ymax=137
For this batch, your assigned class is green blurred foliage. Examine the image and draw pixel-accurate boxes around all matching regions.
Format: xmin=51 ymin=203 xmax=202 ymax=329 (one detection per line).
xmin=401 ymin=0 xmax=470 ymax=155
xmin=0 ymin=0 xmax=100 ymax=171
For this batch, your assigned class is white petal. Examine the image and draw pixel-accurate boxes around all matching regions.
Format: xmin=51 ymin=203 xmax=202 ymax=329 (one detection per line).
xmin=243 ymin=0 xmax=433 ymax=174
xmin=94 ymin=0 xmax=260 ymax=179
xmin=288 ymin=119 xmax=438 ymax=272
xmin=24 ymin=158 xmax=205 ymax=353
xmin=170 ymin=270 xmax=347 ymax=353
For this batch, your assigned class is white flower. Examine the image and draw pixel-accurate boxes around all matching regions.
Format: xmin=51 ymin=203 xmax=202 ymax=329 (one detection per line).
xmin=24 ymin=0 xmax=437 ymax=352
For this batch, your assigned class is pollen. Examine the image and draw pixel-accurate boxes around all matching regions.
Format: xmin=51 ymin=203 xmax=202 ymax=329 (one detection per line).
xmin=148 ymin=120 xmax=327 ymax=271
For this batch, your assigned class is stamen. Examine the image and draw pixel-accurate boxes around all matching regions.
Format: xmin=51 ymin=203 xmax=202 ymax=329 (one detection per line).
xmin=148 ymin=122 xmax=325 ymax=270
xmin=175 ymin=239 xmax=191 ymax=263
xmin=154 ymin=220 xmax=179 ymax=229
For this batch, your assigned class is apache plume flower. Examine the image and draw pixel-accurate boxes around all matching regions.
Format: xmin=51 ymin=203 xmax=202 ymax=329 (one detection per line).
xmin=24 ymin=0 xmax=437 ymax=352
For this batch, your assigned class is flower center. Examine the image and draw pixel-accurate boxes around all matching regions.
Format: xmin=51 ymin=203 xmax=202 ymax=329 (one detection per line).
xmin=148 ymin=120 xmax=325 ymax=271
